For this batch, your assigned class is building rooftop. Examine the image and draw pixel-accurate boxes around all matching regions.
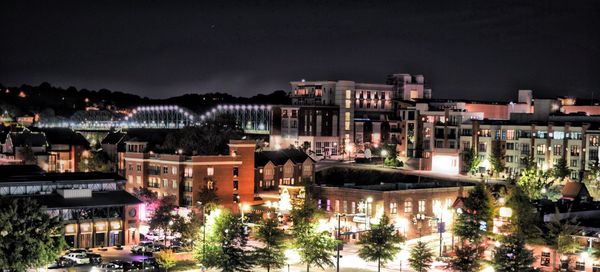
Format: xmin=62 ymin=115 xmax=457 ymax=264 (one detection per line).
xmin=25 ymin=190 xmax=142 ymax=209
xmin=0 ymin=165 xmax=124 ymax=184
xmin=35 ymin=128 xmax=90 ymax=147
xmin=255 ymin=149 xmax=314 ymax=167
xmin=316 ymin=166 xmax=467 ymax=191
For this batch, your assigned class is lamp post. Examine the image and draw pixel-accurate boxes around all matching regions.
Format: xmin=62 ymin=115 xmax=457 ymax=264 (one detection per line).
xmin=197 ymin=201 xmax=207 ymax=259
xmin=336 ymin=213 xmax=342 ymax=272
xmin=381 ymin=149 xmax=388 ymax=168
xmin=366 ymin=197 xmax=373 ymax=230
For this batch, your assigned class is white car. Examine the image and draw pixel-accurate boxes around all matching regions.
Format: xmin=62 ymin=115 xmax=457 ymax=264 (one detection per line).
xmin=63 ymin=252 xmax=90 ymax=265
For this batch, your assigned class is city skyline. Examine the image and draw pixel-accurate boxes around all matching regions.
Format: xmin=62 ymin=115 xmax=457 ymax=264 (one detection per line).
xmin=1 ymin=0 xmax=599 ymax=100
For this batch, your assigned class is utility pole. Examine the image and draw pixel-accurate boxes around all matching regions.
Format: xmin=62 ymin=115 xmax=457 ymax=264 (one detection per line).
xmin=336 ymin=213 xmax=341 ymax=272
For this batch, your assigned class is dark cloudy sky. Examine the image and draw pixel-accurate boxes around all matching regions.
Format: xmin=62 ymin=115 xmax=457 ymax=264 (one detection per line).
xmin=1 ymin=0 xmax=599 ymax=100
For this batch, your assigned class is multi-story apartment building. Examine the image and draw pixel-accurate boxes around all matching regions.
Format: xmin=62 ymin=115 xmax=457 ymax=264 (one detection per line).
xmin=254 ymin=149 xmax=315 ymax=212
xmin=270 ymin=73 xmax=430 ymax=158
xmin=315 ymin=180 xmax=472 ymax=241
xmin=0 ymin=165 xmax=142 ymax=248
xmin=459 ymin=120 xmax=600 ymax=180
xmin=123 ymin=140 xmax=256 ymax=211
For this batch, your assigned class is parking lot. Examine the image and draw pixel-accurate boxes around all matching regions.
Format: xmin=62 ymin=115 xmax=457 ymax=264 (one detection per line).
xmin=48 ymin=245 xmax=161 ymax=271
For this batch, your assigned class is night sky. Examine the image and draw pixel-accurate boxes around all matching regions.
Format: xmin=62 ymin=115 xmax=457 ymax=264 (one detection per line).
xmin=1 ymin=0 xmax=599 ymax=101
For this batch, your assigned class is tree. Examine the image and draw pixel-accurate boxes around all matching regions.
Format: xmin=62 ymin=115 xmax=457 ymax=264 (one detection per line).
xmin=0 ymin=198 xmax=66 ymax=271
xmin=194 ymin=210 xmax=254 ymax=272
xmin=544 ymin=210 xmax=582 ymax=270
xmin=493 ymin=235 xmax=535 ymax=272
xmin=132 ymin=187 xmax=159 ymax=207
xmin=291 ymin=193 xmax=336 ymax=272
xmin=357 ymin=215 xmax=405 ymax=272
xmin=156 ymin=249 xmax=177 ymax=271
xmin=408 ymin=241 xmax=433 ymax=272
xmin=551 ymin=158 xmax=571 ymax=181
xmin=450 ymin=244 xmax=481 ymax=272
xmin=171 ymin=212 xmax=202 ymax=249
xmin=504 ymin=187 xmax=542 ymax=242
xmin=197 ymin=177 xmax=220 ymax=206
xmin=254 ymin=218 xmax=286 ymax=272
xmin=296 ymin=227 xmax=338 ymax=272
xmin=516 ymin=157 xmax=557 ymax=200
xmin=161 ymin=117 xmax=243 ymax=155
xmin=454 ymin=183 xmax=494 ymax=244
xmin=584 ymin=161 xmax=600 ymax=199
xmin=462 ymin=147 xmax=481 ymax=174
xmin=149 ymin=196 xmax=178 ymax=246
xmin=78 ymin=150 xmax=112 ymax=172
xmin=489 ymin=140 xmax=505 ymax=177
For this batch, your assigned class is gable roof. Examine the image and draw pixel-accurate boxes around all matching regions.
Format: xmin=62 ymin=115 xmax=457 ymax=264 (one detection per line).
xmin=255 ymin=149 xmax=314 ymax=167
xmin=37 ymin=128 xmax=90 ymax=147
xmin=101 ymin=131 xmax=126 ymax=145
xmin=561 ymin=182 xmax=590 ymax=200
xmin=8 ymin=130 xmax=47 ymax=147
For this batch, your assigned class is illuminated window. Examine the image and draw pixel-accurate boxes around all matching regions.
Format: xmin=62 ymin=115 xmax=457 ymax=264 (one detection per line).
xmin=128 ymin=175 xmax=133 ymax=183
xmin=343 ymin=201 xmax=348 ymax=213
xmin=552 ymin=145 xmax=562 ymax=156
xmin=163 ymin=179 xmax=168 ymax=188
xmin=590 ymin=136 xmax=599 ymax=147
xmin=390 ymin=202 xmax=397 ymax=214
xmin=335 ymin=200 xmax=340 ymax=212
xmin=537 ymin=144 xmax=546 ymax=155
xmin=418 ymin=200 xmax=425 ymax=213
xmin=553 ymin=131 xmax=564 ymax=140
xmin=184 ymin=167 xmax=193 ymax=178
xmin=404 ymin=200 xmax=413 ymax=213
xmin=302 ymin=163 xmax=312 ymax=177
xmin=506 ymin=130 xmax=515 ymax=140
xmin=410 ymin=89 xmax=418 ymax=99
xmin=344 ymin=112 xmax=351 ymax=130
xmin=432 ymin=199 xmax=442 ymax=214
xmin=445 ymin=198 xmax=453 ymax=209
xmin=351 ymin=201 xmax=356 ymax=214
xmin=345 ymin=90 xmax=351 ymax=99
xmin=284 ymin=164 xmax=293 ymax=177
xmin=136 ymin=176 xmax=141 ymax=184
xmin=571 ymin=145 xmax=580 ymax=156
xmin=345 ymin=100 xmax=351 ymax=109
xmin=207 ymin=167 xmax=214 ymax=176
xmin=172 ymin=180 xmax=177 ymax=189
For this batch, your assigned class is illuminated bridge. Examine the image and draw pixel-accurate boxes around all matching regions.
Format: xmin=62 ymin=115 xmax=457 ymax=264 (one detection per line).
xmin=37 ymin=104 xmax=273 ymax=134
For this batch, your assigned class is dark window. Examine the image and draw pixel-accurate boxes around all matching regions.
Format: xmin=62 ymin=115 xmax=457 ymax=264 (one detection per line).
xmin=233 ymin=180 xmax=239 ymax=191
xmin=576 ymin=261 xmax=585 ymax=271
xmin=233 ymin=167 xmax=239 ymax=177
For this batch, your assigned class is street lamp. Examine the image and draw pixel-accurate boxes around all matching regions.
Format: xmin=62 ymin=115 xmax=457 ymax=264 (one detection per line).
xmin=381 ymin=149 xmax=388 ymax=167
xmin=197 ymin=201 xmax=207 ymax=259
xmin=366 ymin=197 xmax=373 ymax=230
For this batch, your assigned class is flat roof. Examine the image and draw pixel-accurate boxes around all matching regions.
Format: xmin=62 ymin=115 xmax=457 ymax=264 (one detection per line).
xmin=22 ymin=190 xmax=142 ymax=209
xmin=0 ymin=165 xmax=125 ymax=184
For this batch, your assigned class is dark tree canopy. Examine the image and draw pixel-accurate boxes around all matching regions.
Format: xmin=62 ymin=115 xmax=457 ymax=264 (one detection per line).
xmin=0 ymin=198 xmax=66 ymax=271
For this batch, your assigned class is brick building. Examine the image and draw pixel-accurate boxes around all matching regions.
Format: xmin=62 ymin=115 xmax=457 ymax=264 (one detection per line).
xmin=254 ymin=148 xmax=315 ymax=212
xmin=314 ymin=174 xmax=471 ymax=242
xmin=123 ymin=140 xmax=256 ymax=212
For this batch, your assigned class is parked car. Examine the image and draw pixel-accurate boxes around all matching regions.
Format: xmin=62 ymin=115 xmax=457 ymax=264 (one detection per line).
xmin=87 ymin=253 xmax=103 ymax=265
xmin=131 ymin=241 xmax=154 ymax=254
xmin=50 ymin=256 xmax=75 ymax=268
xmin=91 ymin=262 xmax=124 ymax=272
xmin=63 ymin=252 xmax=91 ymax=265
xmin=132 ymin=258 xmax=160 ymax=270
